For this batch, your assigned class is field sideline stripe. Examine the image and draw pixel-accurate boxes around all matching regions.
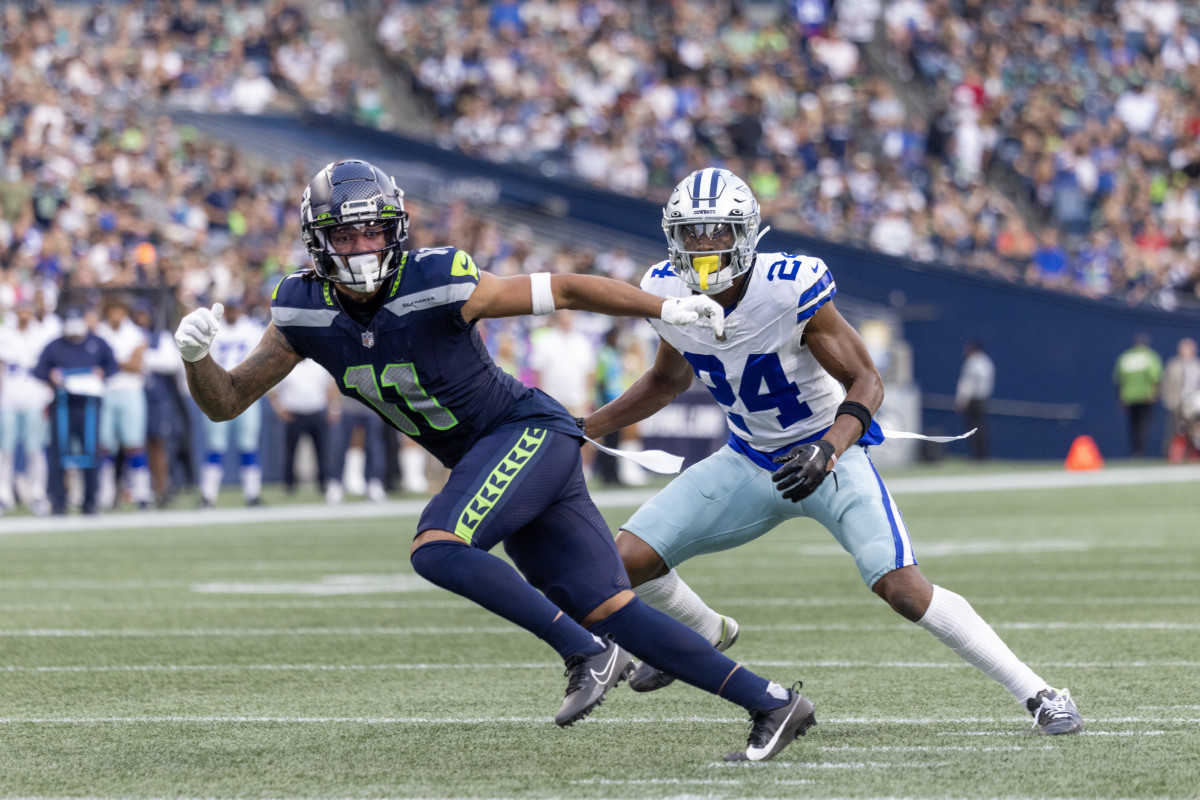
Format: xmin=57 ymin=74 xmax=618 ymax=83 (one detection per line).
xmin=1 ymin=621 xmax=1197 ymax=637
xmin=0 ymin=715 xmax=1189 ymax=725
xmin=4 ymin=464 xmax=1199 ymax=537
xmin=5 ymin=660 xmax=1200 ymax=673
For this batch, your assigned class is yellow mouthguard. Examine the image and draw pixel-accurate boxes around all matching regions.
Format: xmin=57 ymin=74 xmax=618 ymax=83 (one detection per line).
xmin=693 ymin=255 xmax=720 ymax=291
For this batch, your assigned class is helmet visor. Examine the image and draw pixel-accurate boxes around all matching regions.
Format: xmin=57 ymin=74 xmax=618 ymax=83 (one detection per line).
xmin=323 ymin=220 xmax=401 ymax=256
xmin=679 ymin=222 xmax=735 ymax=245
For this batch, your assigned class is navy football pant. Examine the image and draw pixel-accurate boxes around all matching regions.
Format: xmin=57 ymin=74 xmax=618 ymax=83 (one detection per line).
xmin=418 ymin=425 xmax=629 ymax=620
xmin=412 ymin=426 xmax=783 ymax=713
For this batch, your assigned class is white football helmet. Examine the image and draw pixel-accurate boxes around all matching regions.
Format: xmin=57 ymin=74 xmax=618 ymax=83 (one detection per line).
xmin=662 ymin=167 xmax=764 ymax=294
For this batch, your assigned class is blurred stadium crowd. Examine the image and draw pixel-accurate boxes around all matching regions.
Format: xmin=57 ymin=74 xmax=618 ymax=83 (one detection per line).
xmin=374 ymin=0 xmax=1200 ymax=307
xmin=3 ymin=0 xmax=1200 ymax=513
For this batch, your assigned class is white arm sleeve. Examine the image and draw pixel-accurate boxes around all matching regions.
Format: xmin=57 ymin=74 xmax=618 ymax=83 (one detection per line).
xmin=530 ymin=272 xmax=556 ymax=316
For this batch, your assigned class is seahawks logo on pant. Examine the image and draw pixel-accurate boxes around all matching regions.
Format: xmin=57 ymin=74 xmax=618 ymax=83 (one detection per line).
xmin=454 ymin=428 xmax=546 ymax=543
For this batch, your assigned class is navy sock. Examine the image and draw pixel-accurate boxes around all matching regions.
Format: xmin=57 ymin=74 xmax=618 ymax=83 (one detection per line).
xmin=589 ymin=597 xmax=787 ymax=714
xmin=410 ymin=540 xmax=600 ymax=661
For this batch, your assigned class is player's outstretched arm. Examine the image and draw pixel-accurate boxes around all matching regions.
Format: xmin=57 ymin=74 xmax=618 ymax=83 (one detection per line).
xmin=802 ymin=301 xmax=885 ymax=455
xmin=184 ymin=323 xmax=303 ymax=422
xmin=463 ymin=272 xmax=723 ymax=336
xmin=585 ymin=338 xmax=693 ymax=439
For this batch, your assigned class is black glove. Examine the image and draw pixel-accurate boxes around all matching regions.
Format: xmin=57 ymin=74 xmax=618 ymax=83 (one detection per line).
xmin=771 ymin=439 xmax=836 ymax=502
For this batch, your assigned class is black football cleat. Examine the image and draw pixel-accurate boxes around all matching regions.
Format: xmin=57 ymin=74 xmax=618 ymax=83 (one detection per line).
xmin=554 ymin=639 xmax=633 ymax=727
xmin=1027 ymin=688 xmax=1083 ymax=735
xmin=725 ymin=683 xmax=817 ymax=762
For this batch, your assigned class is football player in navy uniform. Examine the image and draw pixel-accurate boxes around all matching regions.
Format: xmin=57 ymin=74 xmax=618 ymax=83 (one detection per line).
xmin=584 ymin=168 xmax=1084 ymax=735
xmin=175 ymin=159 xmax=816 ymax=761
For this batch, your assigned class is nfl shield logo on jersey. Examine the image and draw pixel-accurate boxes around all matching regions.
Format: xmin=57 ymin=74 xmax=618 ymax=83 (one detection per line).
xmin=361 ymin=330 xmax=375 ymax=348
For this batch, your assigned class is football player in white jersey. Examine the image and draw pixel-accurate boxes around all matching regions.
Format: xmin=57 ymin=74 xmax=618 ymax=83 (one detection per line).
xmin=0 ymin=302 xmax=53 ymax=515
xmin=584 ymin=168 xmax=1083 ymax=735
xmin=199 ymin=299 xmax=266 ymax=507
xmin=95 ymin=296 xmax=152 ymax=509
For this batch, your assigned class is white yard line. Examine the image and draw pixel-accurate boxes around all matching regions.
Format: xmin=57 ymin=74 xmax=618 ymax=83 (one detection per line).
xmin=1 ymin=621 xmax=1197 ymax=637
xmin=3 ymin=465 xmax=1199 ymax=537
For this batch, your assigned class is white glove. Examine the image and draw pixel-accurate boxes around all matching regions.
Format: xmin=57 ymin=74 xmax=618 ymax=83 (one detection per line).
xmin=660 ymin=295 xmax=726 ymax=340
xmin=175 ymin=303 xmax=224 ymax=363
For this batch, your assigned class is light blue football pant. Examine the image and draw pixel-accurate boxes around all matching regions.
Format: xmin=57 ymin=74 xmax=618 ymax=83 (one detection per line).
xmin=1 ymin=405 xmax=48 ymax=453
xmin=99 ymin=388 xmax=148 ymax=451
xmin=623 ymin=444 xmax=916 ymax=589
xmin=203 ymin=401 xmax=263 ymax=453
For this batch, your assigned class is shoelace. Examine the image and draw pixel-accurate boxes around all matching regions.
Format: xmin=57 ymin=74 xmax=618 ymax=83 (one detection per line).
xmin=745 ymin=712 xmax=772 ymax=748
xmin=562 ymin=655 xmax=589 ymax=697
xmin=1031 ymin=688 xmax=1074 ymax=728
xmin=746 ymin=681 xmax=804 ymax=746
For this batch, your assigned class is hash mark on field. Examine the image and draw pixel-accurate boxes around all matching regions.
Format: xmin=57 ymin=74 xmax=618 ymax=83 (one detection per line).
xmin=820 ymin=745 xmax=1054 ymax=752
xmin=726 ymin=596 xmax=1200 ymax=607
xmin=571 ymin=778 xmax=815 ymax=786
xmin=939 ymin=730 xmax=1166 ymax=736
xmin=716 ymin=760 xmax=953 ymax=769
xmin=191 ymin=575 xmax=430 ymax=594
xmin=752 ymin=622 xmax=1200 ymax=632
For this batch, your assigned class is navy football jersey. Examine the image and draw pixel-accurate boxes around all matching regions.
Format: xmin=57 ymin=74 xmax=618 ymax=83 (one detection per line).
xmin=271 ymin=247 xmax=580 ymax=467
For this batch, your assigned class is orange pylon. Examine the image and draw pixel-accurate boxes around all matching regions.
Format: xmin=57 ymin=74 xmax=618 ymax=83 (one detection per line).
xmin=1065 ymin=435 xmax=1104 ymax=471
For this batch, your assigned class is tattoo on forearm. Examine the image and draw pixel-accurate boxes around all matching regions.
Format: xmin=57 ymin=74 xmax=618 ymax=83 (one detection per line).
xmin=187 ymin=325 xmax=300 ymax=420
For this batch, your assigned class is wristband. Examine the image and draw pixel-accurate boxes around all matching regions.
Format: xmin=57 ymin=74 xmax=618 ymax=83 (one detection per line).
xmin=836 ymin=400 xmax=873 ymax=436
xmin=530 ymin=272 xmax=555 ymax=316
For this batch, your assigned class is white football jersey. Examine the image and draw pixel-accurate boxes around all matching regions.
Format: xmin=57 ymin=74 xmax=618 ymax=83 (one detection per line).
xmin=210 ymin=316 xmax=265 ymax=371
xmin=0 ymin=323 xmax=53 ymax=410
xmin=643 ymin=252 xmax=844 ymax=453
xmin=96 ymin=318 xmax=147 ymax=392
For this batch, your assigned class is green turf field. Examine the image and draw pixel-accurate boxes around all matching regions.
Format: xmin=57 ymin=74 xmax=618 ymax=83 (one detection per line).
xmin=1 ymin=465 xmax=1198 ymax=799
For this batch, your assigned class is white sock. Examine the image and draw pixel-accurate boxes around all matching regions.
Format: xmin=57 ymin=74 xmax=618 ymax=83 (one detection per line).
xmin=400 ymin=446 xmax=428 ymax=493
xmin=241 ymin=464 xmax=262 ymax=501
xmin=634 ymin=569 xmax=724 ymax=644
xmin=26 ymin=449 xmax=47 ymax=505
xmin=200 ymin=463 xmax=223 ymax=503
xmin=343 ymin=447 xmax=366 ymax=495
xmin=129 ymin=465 xmax=152 ymax=504
xmin=0 ymin=451 xmax=13 ymax=507
xmin=916 ymin=585 xmax=1046 ymax=706
xmin=98 ymin=459 xmax=116 ymax=509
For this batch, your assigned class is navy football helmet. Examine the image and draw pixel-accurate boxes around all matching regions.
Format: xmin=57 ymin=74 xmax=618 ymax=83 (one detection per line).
xmin=300 ymin=159 xmax=409 ymax=293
